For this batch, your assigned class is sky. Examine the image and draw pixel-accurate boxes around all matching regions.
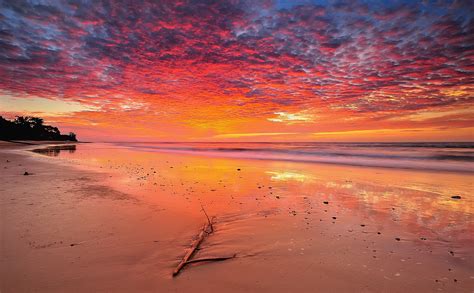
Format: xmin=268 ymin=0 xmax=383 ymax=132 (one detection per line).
xmin=0 ymin=0 xmax=473 ymax=142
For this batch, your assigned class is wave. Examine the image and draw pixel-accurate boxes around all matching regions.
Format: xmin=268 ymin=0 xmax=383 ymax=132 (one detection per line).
xmin=115 ymin=142 xmax=474 ymax=173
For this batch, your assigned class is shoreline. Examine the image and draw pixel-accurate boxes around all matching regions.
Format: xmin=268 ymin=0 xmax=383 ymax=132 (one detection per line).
xmin=24 ymin=140 xmax=474 ymax=174
xmin=117 ymin=147 xmax=474 ymax=174
xmin=1 ymin=141 xmax=473 ymax=292
xmin=109 ymin=141 xmax=474 ymax=174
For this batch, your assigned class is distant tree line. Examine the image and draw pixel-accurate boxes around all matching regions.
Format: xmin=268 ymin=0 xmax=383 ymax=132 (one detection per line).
xmin=0 ymin=116 xmax=77 ymax=141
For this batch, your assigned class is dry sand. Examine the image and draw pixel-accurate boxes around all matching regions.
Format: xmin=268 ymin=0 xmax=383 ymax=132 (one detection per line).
xmin=1 ymin=141 xmax=473 ymax=292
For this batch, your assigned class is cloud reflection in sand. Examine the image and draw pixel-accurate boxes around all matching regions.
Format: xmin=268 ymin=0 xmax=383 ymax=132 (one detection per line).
xmin=266 ymin=171 xmax=311 ymax=182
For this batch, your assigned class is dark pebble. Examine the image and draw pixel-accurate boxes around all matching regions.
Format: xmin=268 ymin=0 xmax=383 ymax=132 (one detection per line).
xmin=451 ymin=195 xmax=461 ymax=199
xmin=23 ymin=171 xmax=29 ymax=176
xmin=323 ymin=201 xmax=329 ymax=204
xmin=395 ymin=237 xmax=401 ymax=241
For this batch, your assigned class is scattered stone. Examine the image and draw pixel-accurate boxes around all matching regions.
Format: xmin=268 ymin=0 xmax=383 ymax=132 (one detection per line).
xmin=332 ymin=216 xmax=337 ymax=220
xmin=420 ymin=237 xmax=427 ymax=240
xmin=360 ymin=224 xmax=366 ymax=227
xmin=323 ymin=201 xmax=329 ymax=204
xmin=237 ymin=168 xmax=241 ymax=171
xmin=395 ymin=237 xmax=401 ymax=241
xmin=451 ymin=195 xmax=461 ymax=199
xmin=23 ymin=171 xmax=30 ymax=176
xmin=449 ymin=250 xmax=455 ymax=256
xmin=275 ymin=196 xmax=280 ymax=199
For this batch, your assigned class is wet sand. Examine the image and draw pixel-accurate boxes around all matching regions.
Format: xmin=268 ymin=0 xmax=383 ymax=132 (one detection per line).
xmin=1 ymin=141 xmax=473 ymax=292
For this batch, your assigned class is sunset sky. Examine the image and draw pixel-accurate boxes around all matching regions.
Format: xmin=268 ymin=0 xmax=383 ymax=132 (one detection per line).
xmin=0 ymin=0 xmax=472 ymax=142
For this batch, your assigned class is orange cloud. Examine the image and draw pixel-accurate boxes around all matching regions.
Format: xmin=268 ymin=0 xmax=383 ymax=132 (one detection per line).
xmin=0 ymin=1 xmax=472 ymax=141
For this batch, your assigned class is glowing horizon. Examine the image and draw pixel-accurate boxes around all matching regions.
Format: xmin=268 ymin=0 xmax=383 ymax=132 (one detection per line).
xmin=0 ymin=1 xmax=472 ymax=142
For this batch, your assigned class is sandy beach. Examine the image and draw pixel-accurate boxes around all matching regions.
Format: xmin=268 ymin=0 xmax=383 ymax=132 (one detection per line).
xmin=1 ymin=141 xmax=473 ymax=292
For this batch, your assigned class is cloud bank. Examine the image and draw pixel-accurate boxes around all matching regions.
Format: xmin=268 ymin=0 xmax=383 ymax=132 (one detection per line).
xmin=0 ymin=0 xmax=472 ymax=140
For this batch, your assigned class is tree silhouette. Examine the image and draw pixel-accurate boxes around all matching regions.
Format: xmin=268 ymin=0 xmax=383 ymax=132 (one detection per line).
xmin=0 ymin=116 xmax=78 ymax=141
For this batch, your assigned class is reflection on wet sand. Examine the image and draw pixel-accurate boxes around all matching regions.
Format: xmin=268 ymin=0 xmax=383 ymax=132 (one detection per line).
xmin=47 ymin=143 xmax=473 ymax=247
xmin=266 ymin=170 xmax=311 ymax=182
xmin=32 ymin=144 xmax=76 ymax=156
xmin=30 ymin=143 xmax=473 ymax=291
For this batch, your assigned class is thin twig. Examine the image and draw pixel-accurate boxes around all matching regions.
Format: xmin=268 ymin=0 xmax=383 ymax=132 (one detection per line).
xmin=200 ymin=204 xmax=213 ymax=232
xmin=184 ymin=254 xmax=237 ymax=265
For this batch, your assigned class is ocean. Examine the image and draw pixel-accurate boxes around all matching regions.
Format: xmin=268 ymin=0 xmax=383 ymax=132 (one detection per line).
xmin=115 ymin=142 xmax=474 ymax=173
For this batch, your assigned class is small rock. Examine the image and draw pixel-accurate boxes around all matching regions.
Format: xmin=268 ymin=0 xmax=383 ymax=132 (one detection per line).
xmin=323 ymin=201 xmax=329 ymax=204
xmin=451 ymin=195 xmax=461 ymax=199
xmin=395 ymin=237 xmax=401 ymax=241
xmin=237 ymin=168 xmax=241 ymax=171
xmin=23 ymin=171 xmax=30 ymax=176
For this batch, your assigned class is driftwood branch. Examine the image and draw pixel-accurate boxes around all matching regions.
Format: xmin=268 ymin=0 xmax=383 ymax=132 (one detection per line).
xmin=172 ymin=220 xmax=213 ymax=277
xmin=172 ymin=207 xmax=236 ymax=277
